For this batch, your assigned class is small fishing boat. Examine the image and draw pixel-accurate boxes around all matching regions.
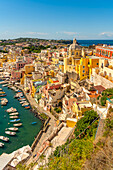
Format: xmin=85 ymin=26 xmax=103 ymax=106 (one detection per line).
xmin=0 ymin=91 xmax=5 ymax=94
xmin=9 ymin=112 xmax=19 ymax=116
xmin=5 ymin=131 xmax=16 ymax=136
xmin=10 ymin=116 xmax=19 ymax=119
xmin=20 ymin=101 xmax=27 ymax=104
xmin=1 ymin=98 xmax=8 ymax=106
xmin=0 ymin=142 xmax=4 ymax=147
xmin=22 ymin=102 xmax=29 ymax=107
xmin=18 ymin=98 xmax=26 ymax=101
xmin=0 ymin=88 xmax=2 ymax=91
xmin=13 ymin=123 xmax=22 ymax=127
xmin=25 ymin=106 xmax=30 ymax=109
xmin=2 ymin=84 xmax=8 ymax=87
xmin=6 ymin=107 xmax=17 ymax=113
xmin=10 ymin=119 xmax=20 ymax=123
xmin=7 ymin=127 xmax=18 ymax=131
xmin=0 ymin=94 xmax=6 ymax=97
xmin=31 ymin=122 xmax=37 ymax=125
xmin=0 ymin=136 xmax=9 ymax=142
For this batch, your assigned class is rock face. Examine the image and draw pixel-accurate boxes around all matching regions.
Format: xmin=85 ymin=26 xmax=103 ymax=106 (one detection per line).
xmin=83 ymin=136 xmax=113 ymax=170
xmin=83 ymin=112 xmax=113 ymax=170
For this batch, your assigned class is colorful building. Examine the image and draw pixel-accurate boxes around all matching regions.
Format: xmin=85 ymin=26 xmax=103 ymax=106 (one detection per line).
xmin=96 ymin=45 xmax=113 ymax=59
xmin=25 ymin=64 xmax=35 ymax=74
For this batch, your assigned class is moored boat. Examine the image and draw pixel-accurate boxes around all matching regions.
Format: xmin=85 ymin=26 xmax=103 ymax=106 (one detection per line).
xmin=6 ymin=107 xmax=17 ymax=113
xmin=22 ymin=102 xmax=29 ymax=106
xmin=2 ymin=84 xmax=8 ymax=87
xmin=18 ymin=98 xmax=26 ymax=101
xmin=10 ymin=119 xmax=20 ymax=123
xmin=0 ymin=94 xmax=6 ymax=97
xmin=20 ymin=101 xmax=27 ymax=104
xmin=31 ymin=122 xmax=37 ymax=125
xmin=7 ymin=127 xmax=18 ymax=131
xmin=10 ymin=116 xmax=19 ymax=119
xmin=0 ymin=91 xmax=5 ymax=94
xmin=0 ymin=142 xmax=4 ymax=147
xmin=25 ymin=106 xmax=30 ymax=109
xmin=9 ymin=112 xmax=19 ymax=116
xmin=5 ymin=131 xmax=16 ymax=136
xmin=13 ymin=123 xmax=22 ymax=127
xmin=1 ymin=98 xmax=8 ymax=106
xmin=0 ymin=136 xmax=9 ymax=142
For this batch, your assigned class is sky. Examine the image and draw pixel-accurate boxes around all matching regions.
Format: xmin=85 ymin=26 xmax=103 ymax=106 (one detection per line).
xmin=0 ymin=0 xmax=113 ymax=40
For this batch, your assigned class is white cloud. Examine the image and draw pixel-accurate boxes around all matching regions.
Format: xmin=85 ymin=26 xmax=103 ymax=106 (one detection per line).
xmin=63 ymin=31 xmax=78 ymax=35
xmin=27 ymin=32 xmax=48 ymax=35
xmin=99 ymin=32 xmax=113 ymax=37
xmin=56 ymin=31 xmax=78 ymax=36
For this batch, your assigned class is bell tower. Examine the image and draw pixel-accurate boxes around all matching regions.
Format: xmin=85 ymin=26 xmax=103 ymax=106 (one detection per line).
xmin=73 ymin=38 xmax=77 ymax=44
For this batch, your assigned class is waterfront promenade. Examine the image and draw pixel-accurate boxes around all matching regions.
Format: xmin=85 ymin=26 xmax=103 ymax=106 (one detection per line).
xmin=18 ymin=85 xmax=57 ymax=165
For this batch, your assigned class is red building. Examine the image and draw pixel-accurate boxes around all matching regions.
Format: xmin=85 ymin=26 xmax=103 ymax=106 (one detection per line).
xmin=96 ymin=45 xmax=113 ymax=59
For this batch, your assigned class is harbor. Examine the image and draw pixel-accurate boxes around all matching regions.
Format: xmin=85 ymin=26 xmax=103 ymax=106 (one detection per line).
xmin=0 ymin=83 xmax=42 ymax=155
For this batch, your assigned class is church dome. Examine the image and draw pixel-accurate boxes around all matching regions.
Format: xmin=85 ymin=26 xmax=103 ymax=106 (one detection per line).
xmin=69 ymin=38 xmax=81 ymax=50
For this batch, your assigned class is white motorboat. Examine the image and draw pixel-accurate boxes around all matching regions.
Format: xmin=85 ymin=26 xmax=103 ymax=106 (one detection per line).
xmin=10 ymin=116 xmax=19 ymax=119
xmin=7 ymin=127 xmax=18 ymax=131
xmin=22 ymin=102 xmax=29 ymax=106
xmin=0 ymin=136 xmax=9 ymax=142
xmin=13 ymin=123 xmax=22 ymax=127
xmin=0 ymin=142 xmax=4 ymax=147
xmin=9 ymin=112 xmax=19 ymax=116
xmin=5 ymin=131 xmax=16 ymax=136
xmin=6 ymin=107 xmax=17 ymax=113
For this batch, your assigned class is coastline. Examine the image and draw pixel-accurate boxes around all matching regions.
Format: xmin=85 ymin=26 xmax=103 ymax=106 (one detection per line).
xmin=8 ymin=83 xmax=56 ymax=164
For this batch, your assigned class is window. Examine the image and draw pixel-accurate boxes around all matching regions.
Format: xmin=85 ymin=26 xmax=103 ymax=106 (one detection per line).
xmin=83 ymin=70 xmax=85 ymax=73
xmin=97 ymin=63 xmax=98 ymax=65
xmin=88 ymin=62 xmax=90 ymax=64
xmin=112 ymin=53 xmax=113 ymax=58
xmin=83 ymin=66 xmax=85 ymax=68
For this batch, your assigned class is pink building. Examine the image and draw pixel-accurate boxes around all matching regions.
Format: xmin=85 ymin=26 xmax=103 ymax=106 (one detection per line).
xmin=11 ymin=71 xmax=21 ymax=81
xmin=16 ymin=62 xmax=26 ymax=70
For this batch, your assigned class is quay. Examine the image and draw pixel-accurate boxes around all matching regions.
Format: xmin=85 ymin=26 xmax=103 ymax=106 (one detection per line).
xmin=14 ymin=85 xmax=57 ymax=165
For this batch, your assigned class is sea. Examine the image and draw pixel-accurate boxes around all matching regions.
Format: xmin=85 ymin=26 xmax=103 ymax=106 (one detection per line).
xmin=77 ymin=40 xmax=113 ymax=47
xmin=0 ymin=85 xmax=42 ymax=155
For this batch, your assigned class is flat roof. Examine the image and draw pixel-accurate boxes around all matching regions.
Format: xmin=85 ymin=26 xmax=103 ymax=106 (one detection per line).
xmin=0 ymin=153 xmax=14 ymax=169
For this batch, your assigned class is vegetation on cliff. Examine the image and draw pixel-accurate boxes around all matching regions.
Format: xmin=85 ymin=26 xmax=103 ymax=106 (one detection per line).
xmin=45 ymin=110 xmax=99 ymax=170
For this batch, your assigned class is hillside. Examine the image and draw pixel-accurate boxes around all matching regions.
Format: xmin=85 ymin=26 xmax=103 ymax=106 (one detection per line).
xmin=83 ymin=112 xmax=113 ymax=170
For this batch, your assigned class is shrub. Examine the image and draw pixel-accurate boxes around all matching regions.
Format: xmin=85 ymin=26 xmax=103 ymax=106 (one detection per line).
xmin=100 ymin=96 xmax=107 ymax=106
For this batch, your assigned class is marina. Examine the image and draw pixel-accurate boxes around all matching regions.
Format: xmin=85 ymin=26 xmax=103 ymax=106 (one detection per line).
xmin=0 ymin=83 xmax=42 ymax=155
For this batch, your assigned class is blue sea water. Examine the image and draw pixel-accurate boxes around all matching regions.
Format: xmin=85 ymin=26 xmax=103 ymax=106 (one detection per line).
xmin=0 ymin=85 xmax=42 ymax=155
xmin=77 ymin=40 xmax=113 ymax=47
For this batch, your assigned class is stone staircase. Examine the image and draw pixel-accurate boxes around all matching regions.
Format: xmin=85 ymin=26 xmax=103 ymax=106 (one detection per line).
xmin=95 ymin=119 xmax=105 ymax=143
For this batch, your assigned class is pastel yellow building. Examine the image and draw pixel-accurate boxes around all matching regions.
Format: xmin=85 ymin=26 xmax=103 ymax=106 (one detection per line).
xmin=52 ymin=58 xmax=59 ymax=65
xmin=64 ymin=55 xmax=99 ymax=80
xmin=25 ymin=64 xmax=35 ymax=74
xmin=49 ymin=70 xmax=54 ymax=77
xmin=59 ymin=64 xmax=64 ymax=72
xmin=72 ymin=101 xmax=92 ymax=119
xmin=66 ymin=118 xmax=77 ymax=128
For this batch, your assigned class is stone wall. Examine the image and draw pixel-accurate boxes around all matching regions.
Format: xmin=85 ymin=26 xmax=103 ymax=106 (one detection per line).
xmin=91 ymin=73 xmax=113 ymax=89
